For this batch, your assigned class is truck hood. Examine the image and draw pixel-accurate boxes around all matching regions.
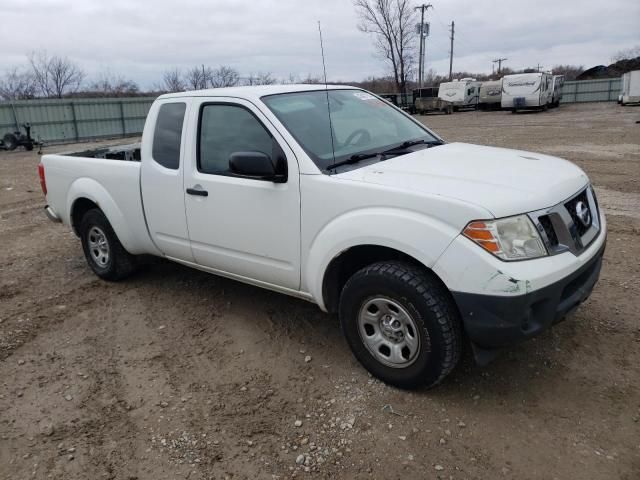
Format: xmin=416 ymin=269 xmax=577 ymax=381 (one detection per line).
xmin=336 ymin=142 xmax=589 ymax=218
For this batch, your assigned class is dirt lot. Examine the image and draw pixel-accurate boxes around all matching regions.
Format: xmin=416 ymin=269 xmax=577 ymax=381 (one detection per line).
xmin=1 ymin=102 xmax=639 ymax=480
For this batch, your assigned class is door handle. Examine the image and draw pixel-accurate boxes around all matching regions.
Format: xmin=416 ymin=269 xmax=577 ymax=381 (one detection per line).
xmin=186 ymin=187 xmax=208 ymax=197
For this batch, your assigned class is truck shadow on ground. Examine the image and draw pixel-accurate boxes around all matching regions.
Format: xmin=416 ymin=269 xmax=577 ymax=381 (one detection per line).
xmin=122 ymin=256 xmax=576 ymax=401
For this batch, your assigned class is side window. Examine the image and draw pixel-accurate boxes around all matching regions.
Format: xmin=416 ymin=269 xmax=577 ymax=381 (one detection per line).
xmin=152 ymin=102 xmax=186 ymax=170
xmin=198 ymin=104 xmax=275 ymax=175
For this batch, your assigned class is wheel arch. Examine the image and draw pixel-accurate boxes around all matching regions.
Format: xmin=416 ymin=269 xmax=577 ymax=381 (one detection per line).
xmin=321 ymin=244 xmax=452 ymax=314
xmin=66 ymin=177 xmax=159 ymax=255
xmin=70 ymin=197 xmax=99 ymax=236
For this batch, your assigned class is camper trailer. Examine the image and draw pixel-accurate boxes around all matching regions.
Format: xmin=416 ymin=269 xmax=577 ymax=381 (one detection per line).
xmin=438 ymin=78 xmax=481 ymax=110
xmin=412 ymin=87 xmax=453 ymax=114
xmin=551 ymin=75 xmax=565 ymax=107
xmin=621 ymin=70 xmax=640 ymax=105
xmin=501 ymin=72 xmax=553 ymax=112
xmin=478 ymin=80 xmax=502 ymax=110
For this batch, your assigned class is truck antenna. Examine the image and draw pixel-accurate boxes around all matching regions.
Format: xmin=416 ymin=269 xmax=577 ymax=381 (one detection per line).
xmin=318 ymin=21 xmax=337 ymax=168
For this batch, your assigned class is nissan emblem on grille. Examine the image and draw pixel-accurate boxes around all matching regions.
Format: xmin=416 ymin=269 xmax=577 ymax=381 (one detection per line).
xmin=575 ymin=201 xmax=591 ymax=227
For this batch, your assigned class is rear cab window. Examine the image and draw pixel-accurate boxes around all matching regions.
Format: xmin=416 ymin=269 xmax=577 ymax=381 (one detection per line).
xmin=152 ymin=102 xmax=186 ymax=170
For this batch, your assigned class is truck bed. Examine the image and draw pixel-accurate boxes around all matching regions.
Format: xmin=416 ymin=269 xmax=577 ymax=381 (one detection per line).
xmin=41 ymin=145 xmax=158 ymax=256
xmin=67 ymin=143 xmax=141 ymax=161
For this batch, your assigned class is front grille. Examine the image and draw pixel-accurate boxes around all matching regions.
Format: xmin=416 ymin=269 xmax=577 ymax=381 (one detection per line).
xmin=564 ymin=189 xmax=591 ymax=236
xmin=538 ymin=215 xmax=558 ymax=246
xmin=528 ymin=186 xmax=601 ymax=257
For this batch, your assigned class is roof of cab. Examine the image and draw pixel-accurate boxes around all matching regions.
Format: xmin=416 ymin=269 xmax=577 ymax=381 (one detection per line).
xmin=158 ymin=84 xmax=359 ymax=102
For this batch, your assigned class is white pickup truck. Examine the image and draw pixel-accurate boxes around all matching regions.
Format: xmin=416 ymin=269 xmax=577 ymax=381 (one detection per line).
xmin=40 ymin=85 xmax=606 ymax=389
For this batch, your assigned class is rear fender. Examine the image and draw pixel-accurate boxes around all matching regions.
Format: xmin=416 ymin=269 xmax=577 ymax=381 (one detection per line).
xmin=66 ymin=178 xmax=150 ymax=255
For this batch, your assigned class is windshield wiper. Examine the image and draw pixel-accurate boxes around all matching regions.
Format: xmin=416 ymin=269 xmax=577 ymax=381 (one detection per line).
xmin=380 ymin=139 xmax=442 ymax=155
xmin=326 ymin=139 xmax=443 ymax=171
xmin=325 ymin=152 xmax=379 ymax=171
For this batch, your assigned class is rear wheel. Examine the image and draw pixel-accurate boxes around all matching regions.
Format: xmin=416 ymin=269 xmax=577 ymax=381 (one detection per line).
xmin=79 ymin=209 xmax=136 ymax=281
xmin=2 ymin=133 xmax=17 ymax=151
xmin=339 ymin=262 xmax=462 ymax=389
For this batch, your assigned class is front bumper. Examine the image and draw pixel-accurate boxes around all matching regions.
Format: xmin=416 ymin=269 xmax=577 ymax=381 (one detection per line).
xmin=452 ymin=240 xmax=605 ymax=362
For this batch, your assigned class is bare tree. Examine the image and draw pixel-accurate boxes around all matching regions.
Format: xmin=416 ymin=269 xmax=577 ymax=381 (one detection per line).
xmin=185 ymin=65 xmax=214 ymax=90
xmin=354 ymin=0 xmax=416 ymax=93
xmin=28 ymin=51 xmax=84 ymax=98
xmin=162 ymin=68 xmax=184 ymax=92
xmin=550 ymin=65 xmax=584 ymax=81
xmin=0 ymin=67 xmax=37 ymax=100
xmin=299 ymin=74 xmax=322 ymax=84
xmin=211 ymin=66 xmax=239 ymax=88
xmin=88 ymin=71 xmax=139 ymax=97
xmin=245 ymin=72 xmax=276 ymax=85
xmin=611 ymin=45 xmax=640 ymax=63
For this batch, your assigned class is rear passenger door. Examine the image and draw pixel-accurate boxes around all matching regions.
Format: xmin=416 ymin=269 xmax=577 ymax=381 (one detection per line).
xmin=140 ymin=99 xmax=194 ymax=261
xmin=183 ymin=98 xmax=301 ymax=290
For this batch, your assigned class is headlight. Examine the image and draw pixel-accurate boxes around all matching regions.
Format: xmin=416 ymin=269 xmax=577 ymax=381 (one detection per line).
xmin=463 ymin=215 xmax=547 ymax=261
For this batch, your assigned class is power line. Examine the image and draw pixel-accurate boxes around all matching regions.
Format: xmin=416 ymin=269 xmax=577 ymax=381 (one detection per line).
xmin=448 ymin=21 xmax=454 ymax=81
xmin=492 ymin=58 xmax=507 ymax=74
xmin=414 ymin=4 xmax=432 ymax=88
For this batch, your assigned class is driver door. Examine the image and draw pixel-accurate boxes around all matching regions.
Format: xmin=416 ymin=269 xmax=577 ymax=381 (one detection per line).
xmin=183 ymin=98 xmax=301 ymax=290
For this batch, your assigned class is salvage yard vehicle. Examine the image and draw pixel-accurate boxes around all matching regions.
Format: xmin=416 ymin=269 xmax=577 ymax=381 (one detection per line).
xmin=413 ymin=87 xmax=453 ymax=114
xmin=550 ymin=75 xmax=565 ymax=107
xmin=620 ymin=70 xmax=640 ymax=105
xmin=501 ymin=72 xmax=553 ymax=112
xmin=437 ymin=78 xmax=480 ymax=110
xmin=1 ymin=123 xmax=38 ymax=151
xmin=39 ymin=85 xmax=607 ymax=389
xmin=478 ymin=80 xmax=502 ymax=110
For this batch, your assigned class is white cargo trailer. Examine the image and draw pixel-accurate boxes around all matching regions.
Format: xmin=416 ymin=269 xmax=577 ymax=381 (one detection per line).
xmin=551 ymin=75 xmax=564 ymax=107
xmin=478 ymin=80 xmax=502 ymax=110
xmin=501 ymin=72 xmax=553 ymax=112
xmin=438 ymin=79 xmax=481 ymax=110
xmin=621 ymin=70 xmax=640 ymax=105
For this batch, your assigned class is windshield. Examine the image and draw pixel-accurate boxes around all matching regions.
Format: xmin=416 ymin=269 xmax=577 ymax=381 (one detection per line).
xmin=261 ymin=89 xmax=439 ymax=171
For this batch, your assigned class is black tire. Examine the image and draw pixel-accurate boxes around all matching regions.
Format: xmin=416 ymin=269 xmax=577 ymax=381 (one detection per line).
xmin=79 ymin=208 xmax=136 ymax=281
xmin=24 ymin=142 xmax=34 ymax=151
xmin=3 ymin=133 xmax=17 ymax=151
xmin=339 ymin=262 xmax=462 ymax=389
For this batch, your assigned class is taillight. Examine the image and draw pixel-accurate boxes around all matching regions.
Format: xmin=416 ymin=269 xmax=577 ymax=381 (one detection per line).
xmin=38 ymin=163 xmax=47 ymax=196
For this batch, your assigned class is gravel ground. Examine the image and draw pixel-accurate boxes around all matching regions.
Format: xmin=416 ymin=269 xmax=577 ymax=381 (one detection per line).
xmin=1 ymin=102 xmax=639 ymax=480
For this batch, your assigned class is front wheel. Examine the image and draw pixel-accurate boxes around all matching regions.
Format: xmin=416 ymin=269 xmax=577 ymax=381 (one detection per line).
xmin=79 ymin=209 xmax=136 ymax=281
xmin=339 ymin=262 xmax=462 ymax=389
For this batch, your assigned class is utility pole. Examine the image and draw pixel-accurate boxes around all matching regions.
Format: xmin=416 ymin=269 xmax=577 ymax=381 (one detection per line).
xmin=492 ymin=58 xmax=507 ymax=75
xmin=536 ymin=63 xmax=543 ymax=72
xmin=448 ymin=21 xmax=455 ymax=81
xmin=415 ymin=4 xmax=432 ymax=88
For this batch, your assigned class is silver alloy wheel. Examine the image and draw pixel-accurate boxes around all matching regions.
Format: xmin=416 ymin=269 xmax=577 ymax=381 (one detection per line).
xmin=357 ymin=297 xmax=421 ymax=368
xmin=87 ymin=226 xmax=110 ymax=267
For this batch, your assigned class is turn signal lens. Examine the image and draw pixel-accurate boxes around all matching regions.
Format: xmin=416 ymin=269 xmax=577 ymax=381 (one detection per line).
xmin=463 ymin=215 xmax=547 ymax=261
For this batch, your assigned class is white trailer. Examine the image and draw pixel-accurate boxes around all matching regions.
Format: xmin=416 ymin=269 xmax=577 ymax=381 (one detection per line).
xmin=551 ymin=75 xmax=564 ymax=107
xmin=478 ymin=80 xmax=502 ymax=110
xmin=501 ymin=72 xmax=553 ymax=112
xmin=621 ymin=70 xmax=640 ymax=105
xmin=438 ymin=79 xmax=481 ymax=110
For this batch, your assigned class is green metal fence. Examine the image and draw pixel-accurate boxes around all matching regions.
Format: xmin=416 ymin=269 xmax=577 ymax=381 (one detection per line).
xmin=0 ymin=77 xmax=624 ymax=145
xmin=0 ymin=96 xmax=156 ymax=144
xmin=560 ymin=78 xmax=621 ymax=103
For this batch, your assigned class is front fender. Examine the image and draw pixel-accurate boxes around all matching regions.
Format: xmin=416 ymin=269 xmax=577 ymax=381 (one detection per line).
xmin=304 ymin=207 xmax=460 ymax=310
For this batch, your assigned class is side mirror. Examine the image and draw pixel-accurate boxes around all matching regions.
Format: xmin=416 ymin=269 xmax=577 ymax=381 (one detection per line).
xmin=228 ymin=151 xmax=286 ymax=182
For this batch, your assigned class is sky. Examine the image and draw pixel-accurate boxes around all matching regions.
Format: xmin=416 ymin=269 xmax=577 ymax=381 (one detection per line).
xmin=0 ymin=0 xmax=638 ymax=89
